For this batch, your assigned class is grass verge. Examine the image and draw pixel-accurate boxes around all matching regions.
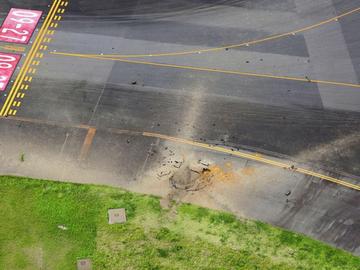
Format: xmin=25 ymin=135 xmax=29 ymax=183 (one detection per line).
xmin=0 ymin=176 xmax=358 ymax=269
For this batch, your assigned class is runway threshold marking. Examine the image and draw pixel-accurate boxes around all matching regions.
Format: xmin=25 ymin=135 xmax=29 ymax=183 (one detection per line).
xmin=1 ymin=115 xmax=359 ymax=191
xmin=54 ymin=6 xmax=360 ymax=59
xmin=52 ymin=52 xmax=360 ymax=89
xmin=0 ymin=0 xmax=68 ymax=117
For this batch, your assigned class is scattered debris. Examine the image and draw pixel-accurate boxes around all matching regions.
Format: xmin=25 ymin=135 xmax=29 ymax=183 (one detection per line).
xmin=168 ymin=154 xmax=184 ymax=168
xmin=57 ymin=225 xmax=68 ymax=230
xmin=189 ymin=162 xmax=209 ymax=173
xmin=343 ymin=219 xmax=354 ymax=226
xmin=170 ymin=160 xmax=213 ymax=191
xmin=305 ymin=76 xmax=311 ymax=82
xmin=173 ymin=160 xmax=182 ymax=168
xmin=157 ymin=170 xmax=171 ymax=178
xmin=131 ymin=80 xmax=137 ymax=85
xmin=77 ymin=259 xmax=92 ymax=270
xmin=199 ymin=159 xmax=211 ymax=167
xmin=108 ymin=208 xmax=127 ymax=224
xmin=285 ymin=190 xmax=291 ymax=196
xmin=20 ymin=153 xmax=25 ymax=162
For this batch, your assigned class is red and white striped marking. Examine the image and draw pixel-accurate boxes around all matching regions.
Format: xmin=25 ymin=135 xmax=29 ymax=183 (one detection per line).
xmin=0 ymin=8 xmax=42 ymax=44
xmin=0 ymin=53 xmax=21 ymax=91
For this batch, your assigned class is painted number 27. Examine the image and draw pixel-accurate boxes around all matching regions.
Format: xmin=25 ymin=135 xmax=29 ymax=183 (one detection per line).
xmin=0 ymin=28 xmax=29 ymax=42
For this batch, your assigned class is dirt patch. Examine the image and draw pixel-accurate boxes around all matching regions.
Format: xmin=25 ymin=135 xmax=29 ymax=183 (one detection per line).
xmin=241 ymin=166 xmax=256 ymax=176
xmin=23 ymin=246 xmax=44 ymax=270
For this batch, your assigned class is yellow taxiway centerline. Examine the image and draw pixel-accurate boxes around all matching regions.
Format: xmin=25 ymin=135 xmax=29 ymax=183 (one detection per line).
xmin=51 ymin=52 xmax=360 ymax=89
xmin=55 ymin=6 xmax=360 ymax=59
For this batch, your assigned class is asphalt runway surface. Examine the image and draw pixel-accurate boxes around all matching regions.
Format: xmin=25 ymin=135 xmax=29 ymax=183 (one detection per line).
xmin=0 ymin=0 xmax=360 ymax=254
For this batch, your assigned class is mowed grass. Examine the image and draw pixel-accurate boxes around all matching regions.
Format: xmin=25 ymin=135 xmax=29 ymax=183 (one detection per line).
xmin=0 ymin=176 xmax=359 ymax=270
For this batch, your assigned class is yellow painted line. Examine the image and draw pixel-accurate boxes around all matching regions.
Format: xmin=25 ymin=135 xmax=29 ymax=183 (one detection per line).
xmin=16 ymin=93 xmax=21 ymax=98
xmin=12 ymin=110 xmax=17 ymax=115
xmin=142 ymin=132 xmax=360 ymax=191
xmin=52 ymin=52 xmax=360 ymax=89
xmin=24 ymin=85 xmax=29 ymax=90
xmin=66 ymin=6 xmax=360 ymax=59
xmin=64 ymin=2 xmax=68 ymax=7
xmin=0 ymin=0 xmax=61 ymax=116
xmin=296 ymin=168 xmax=360 ymax=191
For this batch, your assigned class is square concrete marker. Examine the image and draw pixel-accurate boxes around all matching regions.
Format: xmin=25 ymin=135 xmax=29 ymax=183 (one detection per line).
xmin=77 ymin=259 xmax=92 ymax=270
xmin=108 ymin=208 xmax=126 ymax=224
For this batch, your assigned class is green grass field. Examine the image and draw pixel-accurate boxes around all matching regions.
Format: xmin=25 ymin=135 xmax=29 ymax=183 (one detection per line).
xmin=0 ymin=176 xmax=359 ymax=269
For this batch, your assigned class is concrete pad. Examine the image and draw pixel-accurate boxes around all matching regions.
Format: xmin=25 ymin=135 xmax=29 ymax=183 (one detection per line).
xmin=77 ymin=259 xmax=92 ymax=270
xmin=108 ymin=208 xmax=127 ymax=224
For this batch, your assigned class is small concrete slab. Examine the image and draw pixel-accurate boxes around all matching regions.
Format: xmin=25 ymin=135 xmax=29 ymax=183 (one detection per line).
xmin=108 ymin=208 xmax=126 ymax=224
xmin=77 ymin=259 xmax=92 ymax=270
